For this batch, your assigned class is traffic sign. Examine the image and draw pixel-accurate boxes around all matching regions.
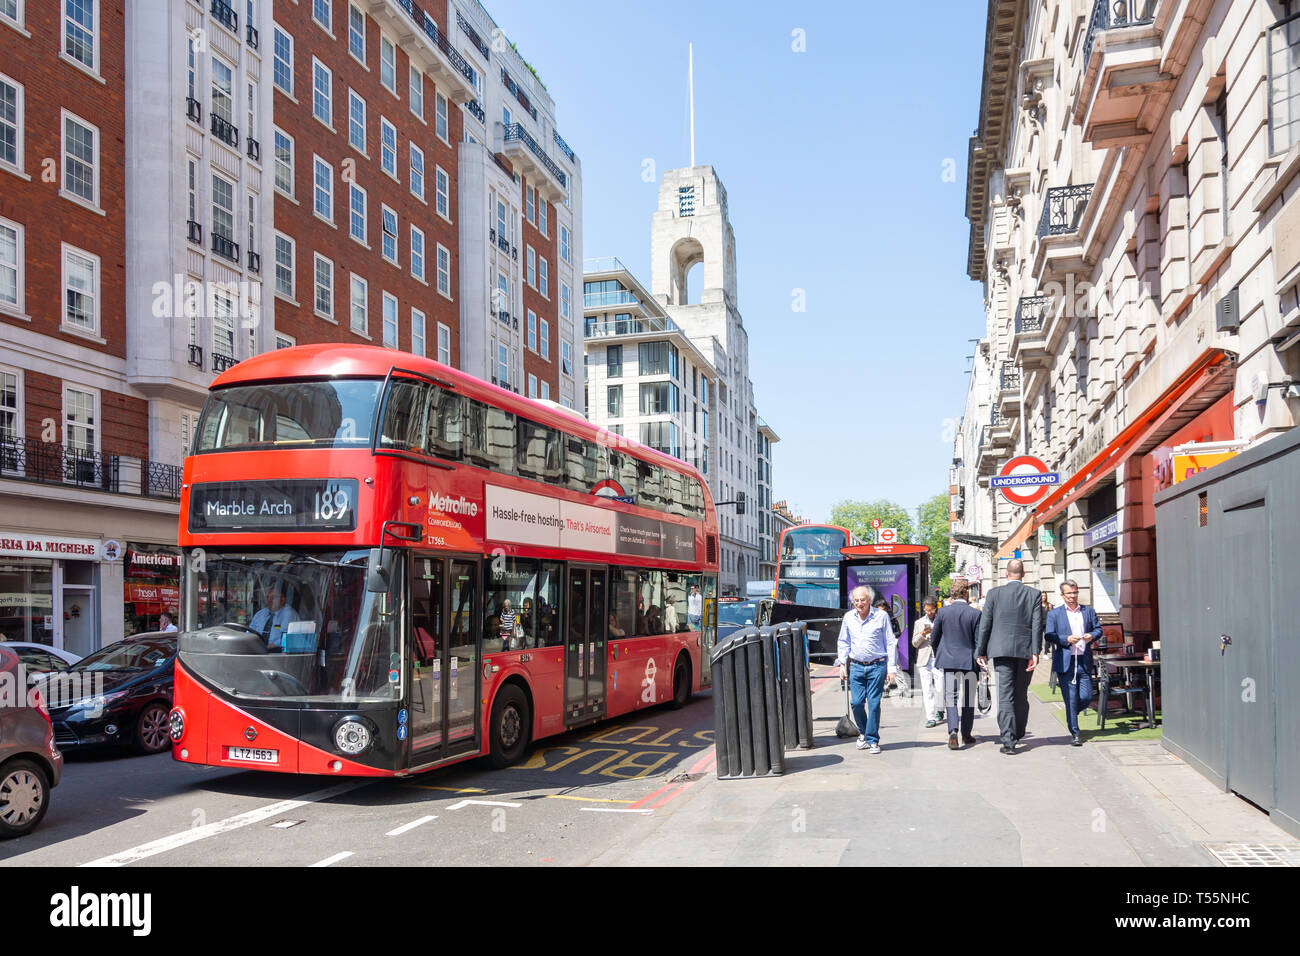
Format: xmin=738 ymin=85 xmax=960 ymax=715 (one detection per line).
xmin=990 ymin=455 xmax=1060 ymax=506
xmin=877 ymin=527 xmax=898 ymax=544
xmin=871 ymin=518 xmax=881 ymax=529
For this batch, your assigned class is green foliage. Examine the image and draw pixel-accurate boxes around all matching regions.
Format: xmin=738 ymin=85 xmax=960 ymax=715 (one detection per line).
xmin=934 ymin=574 xmax=954 ymax=599
xmin=829 ymin=499 xmax=915 ymax=545
xmin=919 ymin=492 xmax=954 ymax=582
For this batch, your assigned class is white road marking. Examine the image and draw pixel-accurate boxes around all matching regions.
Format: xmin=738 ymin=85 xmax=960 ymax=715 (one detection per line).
xmin=80 ymin=781 xmax=368 ymax=868
xmin=579 ymin=807 xmax=655 ymax=814
xmin=445 ymin=799 xmax=522 ymax=810
xmin=386 ymin=815 xmax=438 ymax=836
xmin=311 ymin=851 xmax=354 ymax=867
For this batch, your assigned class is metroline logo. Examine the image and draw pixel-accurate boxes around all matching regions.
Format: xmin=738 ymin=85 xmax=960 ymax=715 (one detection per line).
xmin=429 ymin=492 xmax=479 ymax=516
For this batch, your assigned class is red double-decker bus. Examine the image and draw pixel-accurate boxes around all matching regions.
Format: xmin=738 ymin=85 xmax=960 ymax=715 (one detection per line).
xmin=169 ymin=345 xmax=720 ymax=776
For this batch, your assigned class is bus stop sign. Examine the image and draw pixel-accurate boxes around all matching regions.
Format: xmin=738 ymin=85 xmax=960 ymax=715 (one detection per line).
xmin=991 ymin=455 xmax=1060 ymax=506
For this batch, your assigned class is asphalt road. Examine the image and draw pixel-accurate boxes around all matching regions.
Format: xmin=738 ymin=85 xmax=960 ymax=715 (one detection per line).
xmin=0 ymin=690 xmax=718 ymax=868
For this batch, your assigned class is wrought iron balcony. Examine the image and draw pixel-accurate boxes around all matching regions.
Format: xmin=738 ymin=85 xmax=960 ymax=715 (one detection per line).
xmin=186 ymin=97 xmax=202 ymax=124
xmin=501 ymin=69 xmax=537 ymax=120
xmin=187 ymin=220 xmax=203 ymax=245
xmin=1083 ymin=0 xmax=1159 ymax=66
xmin=499 ymin=309 xmax=512 ymax=326
xmin=457 ymin=11 xmax=490 ymax=60
xmin=211 ymin=231 xmax=240 ymax=263
xmin=210 ymin=113 xmax=239 ymax=149
xmin=1037 ymin=183 xmax=1094 ymax=238
xmin=188 ymin=344 xmax=204 ymax=369
xmin=466 ymin=99 xmax=486 ymax=123
xmin=212 ymin=352 xmax=237 ymax=373
xmin=0 ymin=437 xmax=182 ymax=501
xmin=495 ymin=231 xmax=511 ymax=254
xmin=1015 ymin=295 xmax=1050 ymax=334
xmin=248 ymin=250 xmax=261 ymax=273
xmin=246 ymin=136 xmax=261 ymax=162
xmin=247 ymin=23 xmax=259 ymax=49
xmin=553 ymin=130 xmax=575 ymax=163
xmin=1000 ymin=364 xmax=1021 ymax=391
xmin=392 ymin=0 xmax=476 ymax=86
xmin=990 ymin=407 xmax=1007 ymax=427
xmin=502 ymin=123 xmax=566 ymax=193
xmin=210 ymin=0 xmax=237 ymax=32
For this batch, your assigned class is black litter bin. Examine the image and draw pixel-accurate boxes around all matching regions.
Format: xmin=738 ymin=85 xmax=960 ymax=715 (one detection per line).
xmin=770 ymin=623 xmax=815 ymax=750
xmin=712 ymin=627 xmax=785 ymax=778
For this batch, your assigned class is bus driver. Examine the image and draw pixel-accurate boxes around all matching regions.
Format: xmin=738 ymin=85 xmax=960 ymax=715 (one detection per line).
xmin=250 ymin=583 xmax=300 ymax=650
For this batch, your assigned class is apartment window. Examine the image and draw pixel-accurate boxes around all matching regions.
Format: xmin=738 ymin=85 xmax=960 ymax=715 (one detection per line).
xmin=540 ymin=318 xmax=549 ymax=360
xmin=607 ymin=384 xmax=622 ymax=417
xmin=210 ymin=58 xmax=236 ymax=129
xmin=527 ymin=373 xmax=537 ymax=398
xmin=274 ymin=233 xmax=294 ymax=298
xmin=540 ymin=257 xmax=549 ymax=298
xmin=437 ymin=322 xmax=451 ymax=364
xmin=186 ymin=34 xmax=197 ymax=103
xmin=380 ymin=34 xmax=396 ymax=93
xmin=0 ymin=367 xmax=20 ymax=448
xmin=273 ymin=26 xmax=293 ymax=95
xmin=273 ymin=128 xmax=293 ymax=196
xmin=349 ymin=183 xmax=367 ymax=243
xmin=63 ymin=0 xmax=97 ymax=72
xmin=63 ymin=386 xmax=97 ymax=455
xmin=525 ymin=186 xmax=534 ymax=224
xmin=538 ymin=198 xmax=548 ymax=237
xmin=540 ymin=381 xmax=550 ymax=401
xmin=380 ymin=117 xmax=397 ymax=177
xmin=639 ymin=341 xmax=678 ymax=377
xmin=435 ymin=165 xmax=449 ymax=219
xmin=348 ymin=90 xmax=366 ymax=152
xmin=435 ymin=92 xmax=449 ymax=141
xmin=498 ymin=343 xmax=508 ymax=385
xmin=496 ymin=197 xmax=508 ymax=241
xmin=275 ymin=334 xmax=294 ymax=350
xmin=526 ymin=246 xmax=536 ymax=287
xmin=411 ymin=308 xmax=426 ymax=357
xmin=606 ymin=344 xmax=622 ymax=378
xmin=527 ymin=310 xmax=537 ymax=350
xmin=436 ymin=243 xmax=451 ymax=297
xmin=0 ymin=218 xmax=21 ymax=312
xmin=560 ymin=224 xmax=571 ymax=263
xmin=1269 ymin=15 xmax=1300 ymax=154
xmin=409 ymin=66 xmax=424 ymax=119
xmin=381 ymin=205 xmax=398 ymax=262
xmin=0 ymin=0 xmax=20 ymax=32
xmin=496 ymin=271 xmax=509 ymax=312
xmin=312 ymin=0 xmax=331 ymax=31
xmin=410 ymin=225 xmax=425 ymax=280
xmin=502 ymin=105 xmax=511 ymax=128
xmin=313 ymin=156 xmax=333 ymax=221
xmin=348 ymin=3 xmax=365 ymax=62
xmin=350 ymin=274 xmax=368 ymax=334
xmin=560 ymin=282 xmax=570 ymax=320
xmin=0 ymin=74 xmax=22 ymax=171
xmin=410 ymin=144 xmax=425 ymax=200
xmin=211 ymin=174 xmax=235 ymax=240
xmin=212 ymin=294 xmax=236 ymax=364
xmin=246 ymin=79 xmax=258 ymax=144
xmin=312 ymin=59 xmax=332 ymax=126
xmin=62 ymin=112 xmax=98 ymax=207
xmin=313 ymin=253 xmax=333 ymax=318
xmin=382 ymin=292 xmax=398 ymax=348
xmin=561 ymin=340 xmax=573 ymax=376
xmin=62 ymin=246 xmax=99 ymax=335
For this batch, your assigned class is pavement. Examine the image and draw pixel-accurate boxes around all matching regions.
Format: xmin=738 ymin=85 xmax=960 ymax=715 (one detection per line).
xmin=590 ymin=663 xmax=1300 ymax=867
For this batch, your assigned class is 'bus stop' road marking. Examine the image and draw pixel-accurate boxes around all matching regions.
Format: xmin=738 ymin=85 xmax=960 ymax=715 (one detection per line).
xmin=386 ymin=815 xmax=438 ymax=836
xmin=311 ymin=852 xmax=354 ymax=867
xmin=80 ymin=781 xmax=370 ymax=868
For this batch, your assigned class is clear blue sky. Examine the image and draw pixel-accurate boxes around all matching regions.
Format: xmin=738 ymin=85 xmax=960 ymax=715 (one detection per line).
xmin=488 ymin=0 xmax=989 ymax=523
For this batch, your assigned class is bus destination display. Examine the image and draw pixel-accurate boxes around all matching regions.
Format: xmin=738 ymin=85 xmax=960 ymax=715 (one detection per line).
xmin=188 ymin=479 xmax=359 ymax=532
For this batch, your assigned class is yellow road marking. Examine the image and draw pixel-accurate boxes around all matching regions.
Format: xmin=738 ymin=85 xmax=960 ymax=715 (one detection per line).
xmin=544 ymin=794 xmax=638 ymax=804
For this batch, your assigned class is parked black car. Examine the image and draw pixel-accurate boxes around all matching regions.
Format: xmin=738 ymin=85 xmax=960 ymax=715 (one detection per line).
xmin=0 ymin=645 xmax=63 ymax=839
xmin=40 ymin=634 xmax=177 ymax=755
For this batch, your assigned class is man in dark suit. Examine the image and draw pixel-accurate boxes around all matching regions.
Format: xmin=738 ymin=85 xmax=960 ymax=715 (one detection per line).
xmin=1044 ymin=579 xmax=1103 ymax=747
xmin=975 ymin=559 xmax=1043 ymax=754
xmin=930 ymin=580 xmax=982 ymax=749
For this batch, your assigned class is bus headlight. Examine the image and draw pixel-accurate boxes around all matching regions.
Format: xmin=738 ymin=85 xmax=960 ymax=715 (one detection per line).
xmin=169 ymin=708 xmax=186 ymax=742
xmin=333 ymin=716 xmax=374 ymax=756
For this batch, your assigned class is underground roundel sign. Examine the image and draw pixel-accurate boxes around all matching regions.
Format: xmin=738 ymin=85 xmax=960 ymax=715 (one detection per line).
xmin=990 ymin=455 xmax=1060 ymax=506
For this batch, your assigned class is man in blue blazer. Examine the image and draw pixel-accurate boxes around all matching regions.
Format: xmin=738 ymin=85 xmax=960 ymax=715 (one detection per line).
xmin=1044 ymin=579 xmax=1103 ymax=746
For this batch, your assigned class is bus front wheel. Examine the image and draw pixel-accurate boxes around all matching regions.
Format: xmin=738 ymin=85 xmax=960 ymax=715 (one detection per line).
xmin=488 ymin=684 xmax=530 ymax=769
xmin=669 ymin=656 xmax=691 ymax=709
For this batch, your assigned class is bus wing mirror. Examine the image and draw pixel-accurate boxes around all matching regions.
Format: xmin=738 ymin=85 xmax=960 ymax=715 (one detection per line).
xmin=367 ymin=548 xmax=394 ymax=592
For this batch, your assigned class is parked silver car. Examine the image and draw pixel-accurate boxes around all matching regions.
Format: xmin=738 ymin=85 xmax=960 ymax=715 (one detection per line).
xmin=0 ymin=645 xmax=63 ymax=839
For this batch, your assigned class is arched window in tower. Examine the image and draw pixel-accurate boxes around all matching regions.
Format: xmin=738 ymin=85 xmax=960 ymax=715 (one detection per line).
xmin=669 ymin=237 xmax=705 ymax=307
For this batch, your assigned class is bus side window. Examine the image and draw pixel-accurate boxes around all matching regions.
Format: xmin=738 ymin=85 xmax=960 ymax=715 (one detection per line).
xmin=379 ymin=379 xmax=428 ymax=453
xmin=425 ymin=387 xmax=463 ymax=461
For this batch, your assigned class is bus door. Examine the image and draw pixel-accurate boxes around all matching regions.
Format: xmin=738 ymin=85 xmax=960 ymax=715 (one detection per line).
xmin=408 ymin=555 xmax=481 ymax=766
xmin=565 ymin=566 xmax=607 ymax=723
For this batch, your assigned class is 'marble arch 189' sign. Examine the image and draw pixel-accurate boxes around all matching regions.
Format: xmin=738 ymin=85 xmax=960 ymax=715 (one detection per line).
xmin=990 ymin=455 xmax=1060 ymax=506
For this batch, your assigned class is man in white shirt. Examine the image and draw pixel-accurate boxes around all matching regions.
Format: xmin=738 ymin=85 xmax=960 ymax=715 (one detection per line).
xmin=687 ymin=586 xmax=703 ymax=631
xmin=1044 ymin=579 xmax=1102 ymax=746
xmin=836 ymin=585 xmax=898 ymax=754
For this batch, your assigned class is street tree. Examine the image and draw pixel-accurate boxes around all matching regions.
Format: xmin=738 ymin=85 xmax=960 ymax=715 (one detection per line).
xmin=919 ymin=492 xmax=954 ymax=583
xmin=829 ymin=499 xmax=915 ymax=545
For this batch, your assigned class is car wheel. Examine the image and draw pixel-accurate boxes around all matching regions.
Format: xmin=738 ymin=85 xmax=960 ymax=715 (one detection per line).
xmin=669 ymin=656 xmax=691 ymax=709
xmin=136 ymin=702 xmax=171 ymax=755
xmin=488 ymin=684 xmax=530 ymax=769
xmin=0 ymin=760 xmax=50 ymax=839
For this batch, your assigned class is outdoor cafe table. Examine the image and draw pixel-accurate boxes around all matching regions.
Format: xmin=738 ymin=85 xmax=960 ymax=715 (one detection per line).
xmin=1097 ymin=655 xmax=1161 ymax=729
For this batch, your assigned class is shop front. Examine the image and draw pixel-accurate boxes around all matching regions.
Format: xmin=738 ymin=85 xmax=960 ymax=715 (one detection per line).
xmin=123 ymin=543 xmax=182 ymax=636
xmin=0 ymin=532 xmax=107 ymax=657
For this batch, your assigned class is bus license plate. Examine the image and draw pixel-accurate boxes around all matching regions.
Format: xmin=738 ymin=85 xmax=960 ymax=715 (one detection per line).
xmin=227 ymin=745 xmax=278 ymax=764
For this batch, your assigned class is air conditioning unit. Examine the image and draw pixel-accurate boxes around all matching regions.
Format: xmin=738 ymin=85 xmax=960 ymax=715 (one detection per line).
xmin=1215 ymin=286 xmax=1239 ymax=333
